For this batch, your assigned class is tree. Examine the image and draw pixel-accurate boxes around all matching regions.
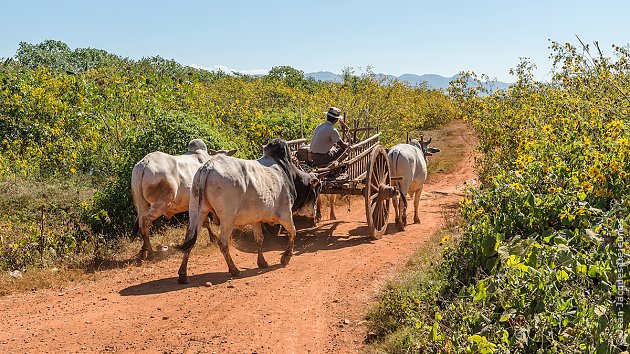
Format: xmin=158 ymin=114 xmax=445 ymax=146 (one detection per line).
xmin=266 ymin=65 xmax=307 ymax=88
xmin=16 ymin=40 xmax=72 ymax=71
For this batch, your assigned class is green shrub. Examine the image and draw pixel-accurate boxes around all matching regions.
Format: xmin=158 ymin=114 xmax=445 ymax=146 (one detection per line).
xmin=1 ymin=40 xmax=457 ymax=270
xmin=0 ymin=175 xmax=104 ymax=270
xmin=87 ymin=110 xmax=236 ymax=235
xmin=370 ymin=41 xmax=630 ymax=352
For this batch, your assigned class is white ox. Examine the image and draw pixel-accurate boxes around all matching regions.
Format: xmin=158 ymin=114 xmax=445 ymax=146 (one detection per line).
xmin=388 ymin=136 xmax=440 ymax=230
xmin=131 ymin=139 xmax=236 ymax=259
xmin=178 ymin=138 xmax=322 ymax=282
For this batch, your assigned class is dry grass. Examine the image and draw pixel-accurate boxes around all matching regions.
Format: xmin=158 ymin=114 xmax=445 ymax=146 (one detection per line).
xmin=0 ymin=223 xmax=220 ymax=296
xmin=0 ymin=267 xmax=94 ymax=296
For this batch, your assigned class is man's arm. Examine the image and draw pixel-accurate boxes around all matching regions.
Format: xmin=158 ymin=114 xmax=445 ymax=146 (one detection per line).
xmin=331 ymin=127 xmax=348 ymax=149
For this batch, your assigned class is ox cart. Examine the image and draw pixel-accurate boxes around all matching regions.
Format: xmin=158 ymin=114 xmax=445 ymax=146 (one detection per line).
xmin=284 ymin=122 xmax=400 ymax=239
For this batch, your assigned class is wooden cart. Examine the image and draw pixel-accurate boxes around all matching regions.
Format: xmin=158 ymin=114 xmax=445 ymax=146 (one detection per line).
xmin=285 ymin=124 xmax=400 ymax=239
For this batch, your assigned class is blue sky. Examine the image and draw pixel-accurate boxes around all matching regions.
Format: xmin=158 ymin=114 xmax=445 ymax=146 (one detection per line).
xmin=1 ymin=0 xmax=629 ymax=82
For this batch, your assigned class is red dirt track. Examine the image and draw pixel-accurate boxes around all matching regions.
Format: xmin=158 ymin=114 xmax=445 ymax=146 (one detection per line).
xmin=0 ymin=121 xmax=476 ymax=353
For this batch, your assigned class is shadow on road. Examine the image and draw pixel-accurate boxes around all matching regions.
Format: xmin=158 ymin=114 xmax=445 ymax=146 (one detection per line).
xmin=119 ymin=264 xmax=282 ymax=296
xmin=232 ymin=217 xmax=380 ymax=256
xmin=84 ymin=248 xmax=179 ymax=273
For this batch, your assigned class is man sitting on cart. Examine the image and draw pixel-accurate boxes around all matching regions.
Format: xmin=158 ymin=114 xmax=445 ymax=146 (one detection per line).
xmin=310 ymin=106 xmax=349 ymax=167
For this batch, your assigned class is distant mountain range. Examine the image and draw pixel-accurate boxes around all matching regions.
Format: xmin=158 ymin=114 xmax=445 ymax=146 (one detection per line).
xmin=304 ymin=71 xmax=512 ymax=91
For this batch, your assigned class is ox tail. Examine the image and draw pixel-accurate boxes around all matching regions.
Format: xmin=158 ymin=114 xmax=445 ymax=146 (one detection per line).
xmin=180 ymin=166 xmax=211 ymax=252
xmin=130 ymin=160 xmax=148 ymax=237
xmin=389 ymin=150 xmax=408 ymax=209
xmin=389 ymin=150 xmax=401 ymax=191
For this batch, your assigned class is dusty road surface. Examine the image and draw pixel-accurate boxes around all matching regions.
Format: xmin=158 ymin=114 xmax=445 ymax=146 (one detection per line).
xmin=0 ymin=121 xmax=476 ymax=353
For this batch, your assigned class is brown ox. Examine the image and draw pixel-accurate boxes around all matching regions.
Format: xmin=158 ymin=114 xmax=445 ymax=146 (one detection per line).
xmin=131 ymin=139 xmax=235 ymax=259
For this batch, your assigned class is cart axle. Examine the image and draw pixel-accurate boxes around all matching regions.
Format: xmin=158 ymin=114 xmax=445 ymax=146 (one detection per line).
xmin=377 ymin=184 xmax=398 ymax=201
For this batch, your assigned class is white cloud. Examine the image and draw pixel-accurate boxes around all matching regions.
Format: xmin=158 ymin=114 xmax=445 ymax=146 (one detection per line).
xmin=188 ymin=63 xmax=268 ymax=76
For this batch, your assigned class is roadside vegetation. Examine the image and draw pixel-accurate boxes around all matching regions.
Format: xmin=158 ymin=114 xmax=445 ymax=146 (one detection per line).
xmin=0 ymin=40 xmax=455 ymax=280
xmin=368 ymin=41 xmax=630 ymax=352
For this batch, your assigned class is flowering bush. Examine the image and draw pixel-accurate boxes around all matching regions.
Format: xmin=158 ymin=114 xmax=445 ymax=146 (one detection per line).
xmin=371 ymin=41 xmax=630 ymax=352
xmin=0 ymin=40 xmax=456 ymax=269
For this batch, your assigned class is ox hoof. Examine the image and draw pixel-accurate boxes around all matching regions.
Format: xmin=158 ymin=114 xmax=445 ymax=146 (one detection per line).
xmin=257 ymin=259 xmax=269 ymax=269
xmin=178 ymin=275 xmax=190 ymax=284
xmin=414 ymin=217 xmax=421 ymax=224
xmin=138 ymin=249 xmax=152 ymax=261
xmin=396 ymin=220 xmax=406 ymax=231
xmin=280 ymin=253 xmax=292 ymax=266
xmin=229 ymin=268 xmax=242 ymax=277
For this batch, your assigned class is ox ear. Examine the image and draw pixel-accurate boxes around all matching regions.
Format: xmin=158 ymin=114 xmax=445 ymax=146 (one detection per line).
xmin=226 ymin=149 xmax=237 ymax=156
xmin=310 ymin=177 xmax=320 ymax=186
xmin=428 ymin=147 xmax=441 ymax=154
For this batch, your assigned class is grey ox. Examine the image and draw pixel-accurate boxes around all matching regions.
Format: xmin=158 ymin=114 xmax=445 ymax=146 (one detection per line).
xmin=178 ymin=138 xmax=322 ymax=282
xmin=388 ymin=136 xmax=440 ymax=230
xmin=131 ymin=139 xmax=236 ymax=259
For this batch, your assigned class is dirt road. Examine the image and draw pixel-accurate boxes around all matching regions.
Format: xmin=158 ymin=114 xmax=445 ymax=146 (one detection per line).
xmin=0 ymin=121 xmax=475 ymax=353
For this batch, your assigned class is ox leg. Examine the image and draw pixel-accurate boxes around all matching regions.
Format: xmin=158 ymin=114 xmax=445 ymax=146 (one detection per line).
xmin=138 ymin=204 xmax=168 ymax=260
xmin=401 ymin=193 xmax=408 ymax=226
xmin=139 ymin=215 xmax=154 ymax=260
xmin=252 ymin=222 xmax=268 ymax=268
xmin=217 ymin=224 xmax=240 ymax=276
xmin=280 ymin=221 xmax=297 ymax=266
xmin=329 ymin=195 xmax=337 ymax=220
xmin=136 ymin=215 xmax=152 ymax=260
xmin=393 ymin=192 xmax=404 ymax=231
xmin=316 ymin=197 xmax=323 ymax=223
xmin=178 ymin=206 xmax=208 ymax=284
xmin=203 ymin=217 xmax=218 ymax=244
xmin=413 ymin=186 xmax=423 ymax=224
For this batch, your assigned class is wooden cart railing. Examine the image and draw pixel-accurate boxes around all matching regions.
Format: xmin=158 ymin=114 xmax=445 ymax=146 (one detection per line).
xmin=284 ymin=130 xmax=399 ymax=240
xmin=285 ymin=138 xmax=307 ymax=154
xmin=344 ymin=132 xmax=380 ymax=182
xmin=287 ymin=132 xmax=382 ymax=194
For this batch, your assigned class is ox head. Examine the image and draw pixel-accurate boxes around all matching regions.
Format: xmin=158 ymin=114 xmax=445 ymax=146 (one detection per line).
xmin=293 ymin=174 xmax=322 ymax=219
xmin=410 ymin=135 xmax=440 ymax=158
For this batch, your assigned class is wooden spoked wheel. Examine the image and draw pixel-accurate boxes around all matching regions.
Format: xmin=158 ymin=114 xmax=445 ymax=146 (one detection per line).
xmin=365 ymin=145 xmax=391 ymax=239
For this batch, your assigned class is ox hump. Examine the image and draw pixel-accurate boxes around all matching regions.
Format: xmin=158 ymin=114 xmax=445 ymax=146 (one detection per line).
xmin=262 ymin=138 xmax=290 ymax=162
xmin=188 ymin=139 xmax=208 ymax=153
